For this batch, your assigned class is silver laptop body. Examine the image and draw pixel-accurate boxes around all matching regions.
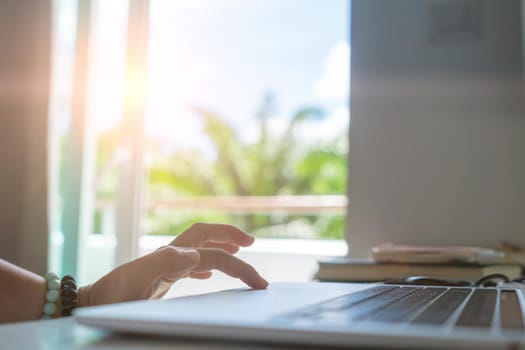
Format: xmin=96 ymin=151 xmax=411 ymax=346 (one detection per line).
xmin=75 ymin=282 xmax=525 ymax=350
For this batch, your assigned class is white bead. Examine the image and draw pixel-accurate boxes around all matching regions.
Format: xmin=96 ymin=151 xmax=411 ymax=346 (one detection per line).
xmin=44 ymin=272 xmax=59 ymax=281
xmin=46 ymin=290 xmax=59 ymax=302
xmin=47 ymin=279 xmax=60 ymax=290
xmin=43 ymin=302 xmax=56 ymax=315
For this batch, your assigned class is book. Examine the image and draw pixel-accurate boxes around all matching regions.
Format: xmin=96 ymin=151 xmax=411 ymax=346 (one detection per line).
xmin=315 ymin=258 xmax=523 ymax=282
xmin=370 ymin=243 xmax=511 ymax=264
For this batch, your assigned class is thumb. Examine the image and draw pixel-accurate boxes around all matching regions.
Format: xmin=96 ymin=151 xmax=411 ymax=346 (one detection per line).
xmin=80 ymin=247 xmax=201 ymax=306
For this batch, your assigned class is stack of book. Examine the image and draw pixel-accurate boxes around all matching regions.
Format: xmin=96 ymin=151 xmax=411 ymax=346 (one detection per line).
xmin=315 ymin=244 xmax=523 ymax=283
xmin=315 ymin=258 xmax=523 ymax=282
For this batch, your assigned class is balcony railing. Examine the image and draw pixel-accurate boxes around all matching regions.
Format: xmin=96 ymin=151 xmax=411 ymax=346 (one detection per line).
xmin=93 ymin=195 xmax=348 ymax=235
xmin=145 ymin=195 xmax=347 ymax=214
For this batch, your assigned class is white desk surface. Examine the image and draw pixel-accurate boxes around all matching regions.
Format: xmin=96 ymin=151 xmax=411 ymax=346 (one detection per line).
xmin=0 ymin=317 xmax=335 ymax=350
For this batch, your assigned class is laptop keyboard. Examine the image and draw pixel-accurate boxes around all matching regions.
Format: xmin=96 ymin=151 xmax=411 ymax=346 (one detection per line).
xmin=411 ymin=288 xmax=470 ymax=325
xmin=455 ymin=289 xmax=497 ymax=328
xmin=276 ymin=285 xmax=525 ymax=331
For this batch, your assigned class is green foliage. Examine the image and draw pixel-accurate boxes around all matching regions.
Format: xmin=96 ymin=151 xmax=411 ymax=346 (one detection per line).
xmin=295 ymin=147 xmax=347 ymax=194
xmin=146 ymin=96 xmax=348 ymax=239
xmin=149 ymin=150 xmax=220 ymax=196
xmin=90 ymin=95 xmax=347 ymax=239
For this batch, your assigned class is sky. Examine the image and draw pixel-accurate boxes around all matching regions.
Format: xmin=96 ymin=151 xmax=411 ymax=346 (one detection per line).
xmin=51 ymin=0 xmax=351 ymax=156
xmin=145 ymin=0 xmax=350 ymax=153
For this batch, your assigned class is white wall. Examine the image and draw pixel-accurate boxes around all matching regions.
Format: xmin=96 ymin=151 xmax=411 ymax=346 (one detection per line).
xmin=347 ymin=0 xmax=525 ymax=257
xmin=523 ymin=0 xmax=525 ymax=92
xmin=0 ymin=0 xmax=51 ymax=274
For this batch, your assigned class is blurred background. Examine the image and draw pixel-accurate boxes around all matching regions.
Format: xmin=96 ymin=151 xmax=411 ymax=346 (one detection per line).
xmin=48 ymin=0 xmax=350 ymax=294
xmin=1 ymin=0 xmax=524 ymax=297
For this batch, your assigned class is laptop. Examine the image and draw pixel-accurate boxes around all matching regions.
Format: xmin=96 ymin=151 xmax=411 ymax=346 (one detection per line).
xmin=75 ymin=281 xmax=525 ymax=349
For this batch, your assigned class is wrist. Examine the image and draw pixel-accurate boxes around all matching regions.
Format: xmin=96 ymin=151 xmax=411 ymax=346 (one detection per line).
xmin=78 ymin=284 xmax=92 ymax=308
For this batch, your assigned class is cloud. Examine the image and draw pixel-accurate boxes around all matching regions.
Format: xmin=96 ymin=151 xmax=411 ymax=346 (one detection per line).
xmin=315 ymin=41 xmax=350 ymax=101
xmin=293 ymin=106 xmax=349 ymax=144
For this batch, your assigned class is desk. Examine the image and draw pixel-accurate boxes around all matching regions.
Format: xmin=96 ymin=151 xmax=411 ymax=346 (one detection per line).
xmin=0 ymin=318 xmax=342 ymax=350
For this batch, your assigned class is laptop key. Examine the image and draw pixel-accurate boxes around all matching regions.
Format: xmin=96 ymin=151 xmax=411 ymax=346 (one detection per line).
xmin=274 ymin=285 xmax=398 ymax=324
xmin=411 ymin=288 xmax=471 ymax=325
xmin=287 ymin=287 xmax=421 ymax=325
xmin=344 ymin=287 xmax=421 ymax=321
xmin=367 ymin=287 xmax=447 ymax=323
xmin=455 ymin=289 xmax=497 ymax=328
xmin=499 ymin=290 xmax=524 ymax=330
xmin=317 ymin=285 xmax=398 ymax=311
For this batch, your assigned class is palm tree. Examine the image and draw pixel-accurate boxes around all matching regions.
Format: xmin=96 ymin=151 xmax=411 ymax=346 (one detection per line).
xmin=147 ymin=94 xmax=347 ymax=238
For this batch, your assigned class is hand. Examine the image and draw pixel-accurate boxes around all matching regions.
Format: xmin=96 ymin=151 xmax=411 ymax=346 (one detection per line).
xmin=78 ymin=223 xmax=268 ymax=307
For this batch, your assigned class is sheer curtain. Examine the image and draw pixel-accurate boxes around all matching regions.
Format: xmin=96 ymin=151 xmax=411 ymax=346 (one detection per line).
xmin=48 ymin=0 xmax=148 ymax=282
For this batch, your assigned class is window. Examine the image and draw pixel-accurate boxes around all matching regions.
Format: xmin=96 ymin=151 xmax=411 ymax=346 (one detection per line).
xmin=49 ymin=0 xmax=350 ymax=288
xmin=143 ymin=0 xmax=350 ymax=241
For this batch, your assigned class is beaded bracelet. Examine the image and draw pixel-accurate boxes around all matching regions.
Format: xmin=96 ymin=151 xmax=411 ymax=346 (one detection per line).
xmin=41 ymin=272 xmax=60 ymax=320
xmin=40 ymin=273 xmax=78 ymax=320
xmin=60 ymin=275 xmax=77 ymax=316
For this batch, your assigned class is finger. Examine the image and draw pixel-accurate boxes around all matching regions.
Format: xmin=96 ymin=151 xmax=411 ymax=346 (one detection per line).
xmin=189 ymin=271 xmax=213 ymax=279
xmin=203 ymin=242 xmax=240 ymax=254
xmin=171 ymin=222 xmax=255 ymax=248
xmin=136 ymin=246 xmax=200 ymax=285
xmin=192 ymin=248 xmax=268 ymax=289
